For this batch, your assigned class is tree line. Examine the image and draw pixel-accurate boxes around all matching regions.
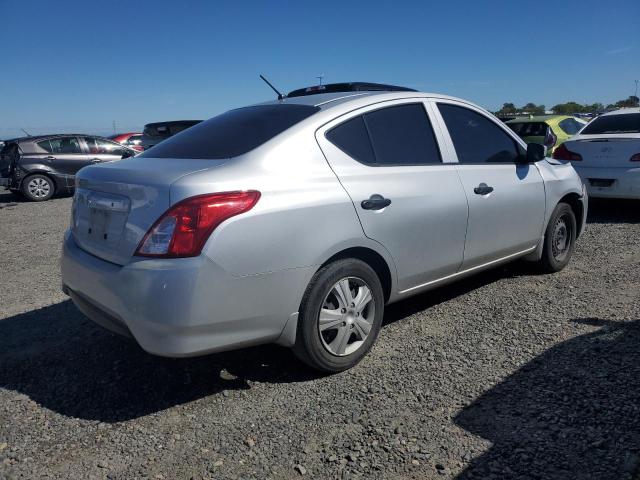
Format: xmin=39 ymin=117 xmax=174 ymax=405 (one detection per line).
xmin=495 ymin=95 xmax=639 ymax=116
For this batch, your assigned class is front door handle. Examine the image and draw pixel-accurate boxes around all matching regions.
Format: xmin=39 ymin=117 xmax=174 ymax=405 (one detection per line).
xmin=44 ymin=156 xmax=56 ymax=160
xmin=361 ymin=194 xmax=392 ymax=210
xmin=473 ymin=184 xmax=494 ymax=195
xmin=90 ymin=158 xmax=101 ymax=163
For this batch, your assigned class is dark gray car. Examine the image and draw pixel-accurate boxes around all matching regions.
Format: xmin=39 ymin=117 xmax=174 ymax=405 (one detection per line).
xmin=0 ymin=134 xmax=136 ymax=201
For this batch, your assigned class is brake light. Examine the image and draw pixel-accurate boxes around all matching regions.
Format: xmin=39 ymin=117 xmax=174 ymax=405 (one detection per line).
xmin=135 ymin=191 xmax=260 ymax=258
xmin=630 ymin=153 xmax=640 ymax=162
xmin=544 ymin=128 xmax=557 ymax=148
xmin=552 ymin=144 xmax=582 ymax=161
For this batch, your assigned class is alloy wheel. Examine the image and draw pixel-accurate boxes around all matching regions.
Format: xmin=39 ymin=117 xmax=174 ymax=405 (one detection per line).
xmin=318 ymin=276 xmax=375 ymax=356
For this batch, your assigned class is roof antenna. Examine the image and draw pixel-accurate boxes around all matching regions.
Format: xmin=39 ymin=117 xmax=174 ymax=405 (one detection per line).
xmin=260 ymin=75 xmax=285 ymax=100
xmin=20 ymin=128 xmax=31 ymax=137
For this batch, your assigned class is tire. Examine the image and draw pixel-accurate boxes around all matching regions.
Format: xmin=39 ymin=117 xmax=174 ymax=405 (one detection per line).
xmin=21 ymin=174 xmax=55 ymax=202
xmin=293 ymin=258 xmax=384 ymax=373
xmin=538 ymin=202 xmax=577 ymax=273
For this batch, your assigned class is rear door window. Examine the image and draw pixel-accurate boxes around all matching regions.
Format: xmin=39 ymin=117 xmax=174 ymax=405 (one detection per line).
xmin=559 ymin=118 xmax=581 ymax=135
xmin=326 ymin=116 xmax=376 ymax=164
xmin=438 ymin=104 xmax=521 ymax=163
xmin=365 ymin=104 xmax=442 ymax=165
xmin=140 ymin=105 xmax=319 ymax=159
xmin=47 ymin=137 xmax=82 ymax=154
xmin=37 ymin=140 xmax=54 ymax=153
xmin=326 ymin=103 xmax=442 ymax=166
xmin=581 ymin=113 xmax=640 ymax=134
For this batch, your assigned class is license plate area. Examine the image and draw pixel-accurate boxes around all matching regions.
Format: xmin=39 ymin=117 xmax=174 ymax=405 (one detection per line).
xmin=73 ymin=189 xmax=130 ymax=250
xmin=588 ymin=178 xmax=615 ymax=188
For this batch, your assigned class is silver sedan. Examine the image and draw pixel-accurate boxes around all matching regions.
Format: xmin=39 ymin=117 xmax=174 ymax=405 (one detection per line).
xmin=61 ymin=84 xmax=587 ymax=372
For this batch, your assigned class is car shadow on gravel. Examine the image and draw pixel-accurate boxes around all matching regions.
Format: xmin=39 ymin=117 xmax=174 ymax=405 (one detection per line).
xmin=454 ymin=317 xmax=640 ymax=480
xmin=0 ymin=262 xmax=539 ymax=423
xmin=0 ymin=300 xmax=322 ymax=423
xmin=587 ymin=198 xmax=639 ymax=224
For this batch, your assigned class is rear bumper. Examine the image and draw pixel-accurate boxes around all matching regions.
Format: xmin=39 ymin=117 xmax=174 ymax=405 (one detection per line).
xmin=574 ymin=166 xmax=640 ymax=199
xmin=61 ymin=230 xmax=312 ymax=357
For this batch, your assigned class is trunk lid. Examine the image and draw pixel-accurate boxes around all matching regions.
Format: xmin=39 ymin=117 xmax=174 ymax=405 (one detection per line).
xmin=564 ymin=134 xmax=640 ymax=168
xmin=72 ymin=157 xmax=226 ymax=265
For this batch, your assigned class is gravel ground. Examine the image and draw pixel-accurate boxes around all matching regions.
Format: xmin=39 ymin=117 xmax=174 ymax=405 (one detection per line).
xmin=1 ymin=190 xmax=639 ymax=480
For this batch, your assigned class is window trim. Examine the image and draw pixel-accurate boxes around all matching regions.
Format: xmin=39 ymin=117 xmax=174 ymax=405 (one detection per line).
xmin=432 ymin=100 xmax=528 ymax=165
xmin=324 ymin=101 xmax=444 ymax=167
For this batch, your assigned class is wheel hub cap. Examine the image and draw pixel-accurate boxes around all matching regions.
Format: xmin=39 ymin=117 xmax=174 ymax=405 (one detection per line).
xmin=318 ymin=277 xmax=375 ymax=357
xmin=28 ymin=178 xmax=50 ymax=198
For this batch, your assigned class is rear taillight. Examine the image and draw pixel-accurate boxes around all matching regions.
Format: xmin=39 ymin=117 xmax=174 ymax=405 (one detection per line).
xmin=552 ymin=144 xmax=582 ymax=161
xmin=544 ymin=128 xmax=557 ymax=148
xmin=630 ymin=153 xmax=640 ymax=162
xmin=135 ymin=190 xmax=260 ymax=258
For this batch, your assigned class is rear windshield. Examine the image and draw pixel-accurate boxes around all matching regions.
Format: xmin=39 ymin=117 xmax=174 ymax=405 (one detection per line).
xmin=581 ymin=113 xmax=640 ymax=135
xmin=140 ymin=104 xmax=320 ymax=159
xmin=507 ymin=122 xmax=548 ymax=137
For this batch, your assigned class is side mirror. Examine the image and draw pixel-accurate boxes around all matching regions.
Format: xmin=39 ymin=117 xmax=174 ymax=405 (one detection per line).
xmin=526 ymin=142 xmax=546 ymax=163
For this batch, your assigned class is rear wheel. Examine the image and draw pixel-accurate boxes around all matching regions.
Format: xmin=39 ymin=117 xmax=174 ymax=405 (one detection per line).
xmin=21 ymin=174 xmax=55 ymax=202
xmin=538 ymin=202 xmax=576 ymax=273
xmin=293 ymin=259 xmax=384 ymax=372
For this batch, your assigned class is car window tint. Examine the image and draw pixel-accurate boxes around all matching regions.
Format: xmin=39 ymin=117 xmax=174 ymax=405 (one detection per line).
xmin=363 ymin=104 xmax=442 ymax=165
xmin=581 ymin=113 xmax=640 ymax=135
xmin=140 ymin=105 xmax=319 ymax=159
xmin=438 ymin=104 xmax=519 ymax=163
xmin=96 ymin=138 xmax=124 ymax=155
xmin=37 ymin=140 xmax=53 ymax=153
xmin=326 ymin=115 xmax=376 ymax=164
xmin=508 ymin=122 xmax=548 ymax=137
xmin=559 ymin=118 xmax=580 ymax=135
xmin=49 ymin=137 xmax=82 ymax=154
xmin=85 ymin=137 xmax=124 ymax=155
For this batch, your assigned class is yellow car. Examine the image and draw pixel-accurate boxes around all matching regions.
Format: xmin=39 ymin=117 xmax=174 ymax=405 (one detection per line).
xmin=506 ymin=115 xmax=586 ymax=154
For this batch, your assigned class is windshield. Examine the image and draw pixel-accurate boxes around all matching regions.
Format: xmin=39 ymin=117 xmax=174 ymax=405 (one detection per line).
xmin=140 ymin=104 xmax=320 ymax=159
xmin=581 ymin=113 xmax=640 ymax=135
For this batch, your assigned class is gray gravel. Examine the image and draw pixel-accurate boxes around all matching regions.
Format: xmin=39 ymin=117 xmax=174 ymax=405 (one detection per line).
xmin=1 ymin=190 xmax=639 ymax=480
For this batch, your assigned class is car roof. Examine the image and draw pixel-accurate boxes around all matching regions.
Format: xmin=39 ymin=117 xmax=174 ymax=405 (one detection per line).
xmin=600 ymin=107 xmax=640 ymax=116
xmin=254 ymin=90 xmax=484 ymax=112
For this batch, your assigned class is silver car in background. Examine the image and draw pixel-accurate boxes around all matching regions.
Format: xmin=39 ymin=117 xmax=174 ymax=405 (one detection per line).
xmin=553 ymin=107 xmax=640 ymax=199
xmin=61 ymin=84 xmax=587 ymax=372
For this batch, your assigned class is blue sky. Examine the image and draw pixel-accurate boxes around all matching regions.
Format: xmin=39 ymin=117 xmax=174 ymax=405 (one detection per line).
xmin=1 ymin=0 xmax=638 ymax=138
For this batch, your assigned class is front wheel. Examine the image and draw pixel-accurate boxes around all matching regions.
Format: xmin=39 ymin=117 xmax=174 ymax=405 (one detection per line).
xmin=293 ymin=259 xmax=384 ymax=372
xmin=538 ymin=202 xmax=577 ymax=273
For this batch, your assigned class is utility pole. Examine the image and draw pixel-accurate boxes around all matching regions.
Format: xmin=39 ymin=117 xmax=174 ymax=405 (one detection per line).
xmin=316 ymin=75 xmax=324 ymax=87
xmin=112 ymin=120 xmax=117 ymax=134
xmin=635 ymin=79 xmax=639 ymax=98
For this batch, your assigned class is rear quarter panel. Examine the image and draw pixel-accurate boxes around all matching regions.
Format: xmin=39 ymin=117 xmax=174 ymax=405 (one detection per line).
xmin=169 ymin=123 xmax=397 ymax=279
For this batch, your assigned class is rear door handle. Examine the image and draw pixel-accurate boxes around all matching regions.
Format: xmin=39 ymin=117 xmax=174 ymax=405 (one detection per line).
xmin=90 ymin=158 xmax=101 ymax=163
xmin=473 ymin=184 xmax=494 ymax=195
xmin=44 ymin=156 xmax=56 ymax=160
xmin=361 ymin=194 xmax=391 ymax=210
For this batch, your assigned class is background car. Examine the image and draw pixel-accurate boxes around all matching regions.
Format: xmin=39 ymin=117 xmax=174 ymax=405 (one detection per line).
xmin=109 ymin=132 xmax=143 ymax=152
xmin=506 ymin=115 xmax=585 ymax=154
xmin=61 ymin=83 xmax=586 ymax=373
xmin=141 ymin=120 xmax=202 ymax=150
xmin=0 ymin=134 xmax=136 ymax=201
xmin=552 ymin=108 xmax=640 ymax=199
